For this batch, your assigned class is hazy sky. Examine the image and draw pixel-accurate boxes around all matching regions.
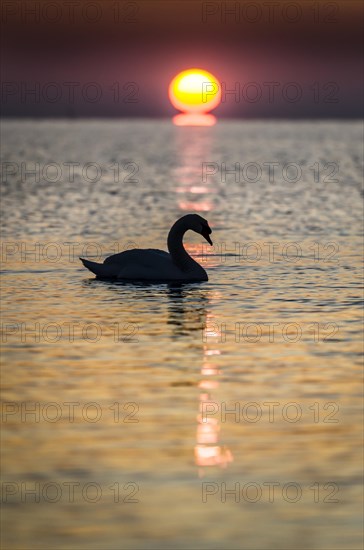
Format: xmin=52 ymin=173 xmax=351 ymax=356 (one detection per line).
xmin=2 ymin=0 xmax=363 ymax=117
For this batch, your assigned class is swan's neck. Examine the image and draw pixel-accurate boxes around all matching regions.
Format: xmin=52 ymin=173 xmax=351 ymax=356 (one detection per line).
xmin=167 ymin=218 xmax=196 ymax=271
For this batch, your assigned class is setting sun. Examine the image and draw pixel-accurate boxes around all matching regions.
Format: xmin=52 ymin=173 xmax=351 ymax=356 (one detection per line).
xmin=169 ymin=68 xmax=221 ymax=125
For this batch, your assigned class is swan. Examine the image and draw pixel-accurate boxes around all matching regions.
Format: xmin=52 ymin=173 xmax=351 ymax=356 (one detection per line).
xmin=80 ymin=214 xmax=213 ymax=282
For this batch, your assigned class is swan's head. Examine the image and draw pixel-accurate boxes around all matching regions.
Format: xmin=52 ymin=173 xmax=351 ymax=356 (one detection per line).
xmin=184 ymin=214 xmax=213 ymax=246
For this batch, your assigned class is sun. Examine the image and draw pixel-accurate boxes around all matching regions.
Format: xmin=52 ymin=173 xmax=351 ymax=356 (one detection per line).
xmin=169 ymin=69 xmax=221 ymax=114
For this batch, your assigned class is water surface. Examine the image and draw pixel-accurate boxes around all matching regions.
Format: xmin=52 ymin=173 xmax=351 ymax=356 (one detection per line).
xmin=1 ymin=120 xmax=363 ymax=549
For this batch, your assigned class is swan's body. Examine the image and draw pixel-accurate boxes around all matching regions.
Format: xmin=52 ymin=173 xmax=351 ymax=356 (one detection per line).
xmin=80 ymin=214 xmax=213 ymax=282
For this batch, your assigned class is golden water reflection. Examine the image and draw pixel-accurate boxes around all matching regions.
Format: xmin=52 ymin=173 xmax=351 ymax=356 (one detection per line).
xmin=172 ymin=127 xmax=216 ymax=213
xmin=172 ymin=128 xmax=233 ymax=472
xmin=195 ymin=343 xmax=233 ymax=473
xmin=166 ymin=285 xmax=233 ymax=472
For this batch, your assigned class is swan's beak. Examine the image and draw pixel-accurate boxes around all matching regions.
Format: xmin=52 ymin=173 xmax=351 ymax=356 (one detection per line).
xmin=202 ymin=226 xmax=213 ymax=246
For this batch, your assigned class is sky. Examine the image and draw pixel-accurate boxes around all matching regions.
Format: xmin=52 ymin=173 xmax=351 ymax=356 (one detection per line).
xmin=1 ymin=0 xmax=363 ymax=118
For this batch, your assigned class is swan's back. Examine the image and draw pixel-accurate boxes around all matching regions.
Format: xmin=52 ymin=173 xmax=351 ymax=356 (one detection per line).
xmin=104 ymin=248 xmax=169 ymax=266
xmin=103 ymin=248 xmax=196 ymax=280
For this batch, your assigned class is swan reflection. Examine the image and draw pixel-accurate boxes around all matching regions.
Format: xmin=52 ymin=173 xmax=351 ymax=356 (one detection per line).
xmin=166 ymin=284 xmax=209 ymax=338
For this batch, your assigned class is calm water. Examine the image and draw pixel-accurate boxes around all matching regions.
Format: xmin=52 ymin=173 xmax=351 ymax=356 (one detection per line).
xmin=1 ymin=120 xmax=363 ymax=549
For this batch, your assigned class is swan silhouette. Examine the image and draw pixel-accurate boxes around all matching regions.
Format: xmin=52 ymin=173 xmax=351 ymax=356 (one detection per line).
xmin=80 ymin=214 xmax=213 ymax=282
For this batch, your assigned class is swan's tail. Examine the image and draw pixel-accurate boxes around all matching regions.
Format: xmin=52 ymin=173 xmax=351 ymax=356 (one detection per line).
xmin=79 ymin=258 xmax=116 ymax=278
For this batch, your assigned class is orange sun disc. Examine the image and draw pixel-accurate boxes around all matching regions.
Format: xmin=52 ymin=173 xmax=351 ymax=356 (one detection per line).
xmin=169 ymin=69 xmax=221 ymax=114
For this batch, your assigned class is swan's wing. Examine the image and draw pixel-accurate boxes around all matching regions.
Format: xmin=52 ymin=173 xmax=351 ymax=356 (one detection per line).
xmin=104 ymin=248 xmax=182 ymax=280
xmin=104 ymin=248 xmax=169 ymax=266
xmin=83 ymin=248 xmax=206 ymax=281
